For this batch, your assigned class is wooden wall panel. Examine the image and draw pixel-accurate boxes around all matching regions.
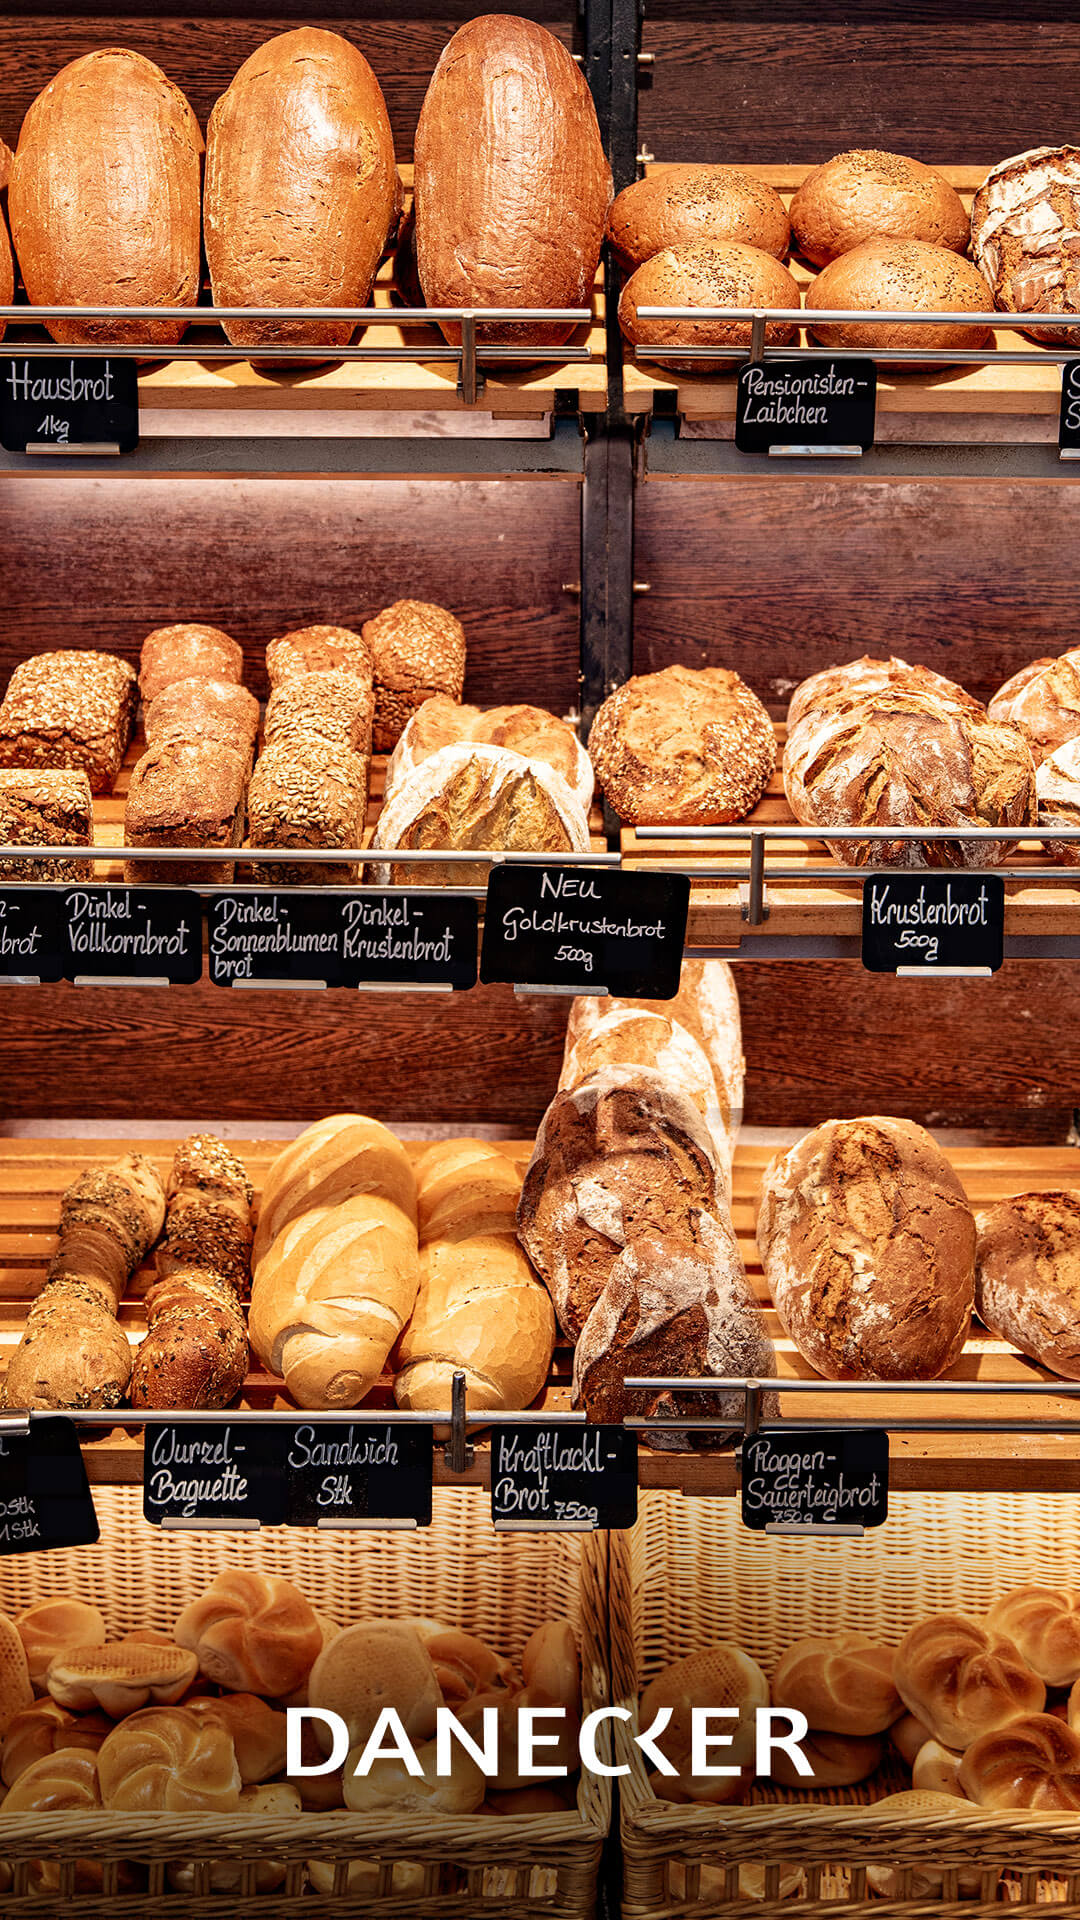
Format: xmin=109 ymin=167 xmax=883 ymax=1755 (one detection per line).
xmin=633 ymin=477 xmax=1080 ymax=709
xmin=639 ymin=4 xmax=1080 ymax=167
xmin=0 ymin=476 xmax=582 ymax=707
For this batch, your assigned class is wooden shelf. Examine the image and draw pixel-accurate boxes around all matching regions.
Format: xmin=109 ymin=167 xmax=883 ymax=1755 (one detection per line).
xmin=621 ymin=165 xmax=1063 ymax=433
xmin=3 ymin=1130 xmax=1080 ymax=1496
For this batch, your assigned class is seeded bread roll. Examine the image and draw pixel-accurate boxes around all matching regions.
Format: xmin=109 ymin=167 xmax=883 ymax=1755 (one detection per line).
xmin=791 ymin=150 xmax=969 ymax=266
xmin=787 ymin=655 xmax=980 ymax=732
xmin=608 ymin=165 xmax=790 ymax=272
xmin=157 ymin=1133 xmax=254 ymax=1284
xmin=264 ymin=670 xmax=373 ymax=758
xmin=0 ymin=652 xmax=136 ymax=794
xmin=387 ymin=697 xmax=594 ymax=812
xmin=988 ymin=649 xmax=1080 ymax=764
xmin=370 ymin=741 xmax=590 ymax=888
xmin=975 ymin=1190 xmax=1080 ymax=1379
xmin=806 ymin=239 xmax=993 ymax=357
xmin=246 ymin=742 xmax=367 ymax=885
xmin=0 ymin=769 xmax=93 ymax=881
xmin=144 ymin=678 xmax=259 ymax=764
xmin=972 ymin=148 xmax=1080 ymax=343
xmin=129 ymin=1269 xmax=249 ymax=1410
xmin=265 ymin=625 xmax=373 ymax=693
xmin=757 ymin=1116 xmax=976 ymax=1381
xmin=619 ymin=239 xmax=801 ymax=373
xmin=139 ymin=625 xmax=243 ymax=706
xmin=124 ymin=736 xmax=248 ymax=885
xmin=361 ymin=601 xmax=466 ymax=752
xmin=1035 ymin=739 xmax=1080 ymax=862
xmin=589 ymin=665 xmax=775 ymax=826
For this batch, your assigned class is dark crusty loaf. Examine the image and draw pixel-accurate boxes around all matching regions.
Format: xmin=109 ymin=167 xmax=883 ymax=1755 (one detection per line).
xmin=157 ymin=1133 xmax=254 ymax=1287
xmin=976 ymin=1191 xmax=1080 ymax=1379
xmin=0 ymin=769 xmax=93 ymax=882
xmin=972 ymin=148 xmax=1080 ymax=344
xmin=144 ymin=678 xmax=260 ymax=766
xmin=413 ymin=14 xmax=611 ymax=348
xmin=618 ymin=240 xmax=800 ymax=373
xmin=787 ymin=655 xmax=981 ymax=732
xmin=204 ymin=28 xmax=399 ymax=349
xmin=791 ymin=150 xmax=969 ymax=266
xmin=608 ymin=166 xmax=790 ymax=272
xmin=0 ymin=652 xmax=136 ymax=794
xmin=988 ymin=650 xmax=1080 ymax=765
xmin=589 ymin=664 xmax=775 ymax=826
xmin=129 ymin=1269 xmax=249 ymax=1410
xmin=9 ymin=49 xmax=202 ymax=345
xmin=805 ymin=240 xmax=993 ymax=356
xmin=758 ymin=1116 xmax=976 ymax=1380
xmin=362 ymin=601 xmax=466 ymax=753
xmin=124 ymin=736 xmax=248 ymax=885
xmin=1035 ymin=739 xmax=1080 ymax=863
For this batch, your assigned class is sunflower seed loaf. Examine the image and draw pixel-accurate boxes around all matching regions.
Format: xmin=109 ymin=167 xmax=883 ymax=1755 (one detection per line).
xmin=0 ymin=651 xmax=136 ymax=794
xmin=246 ymin=741 xmax=367 ymax=885
xmin=361 ymin=601 xmax=466 ymax=752
xmin=0 ymin=769 xmax=93 ymax=881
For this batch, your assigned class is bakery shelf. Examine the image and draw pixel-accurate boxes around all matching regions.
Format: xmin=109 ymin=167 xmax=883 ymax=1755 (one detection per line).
xmin=4 ymin=1132 xmax=1080 ymax=1496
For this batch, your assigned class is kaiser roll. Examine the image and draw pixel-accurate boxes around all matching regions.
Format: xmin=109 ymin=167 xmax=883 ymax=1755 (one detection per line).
xmin=894 ymin=1614 xmax=1045 ymax=1748
xmin=307 ymin=1620 xmax=442 ymax=1752
xmin=97 ymin=1704 xmax=241 ymax=1812
xmin=608 ymin=165 xmax=790 ymax=272
xmin=639 ymin=1644 xmax=768 ymax=1805
xmin=806 ymin=239 xmax=993 ymax=357
xmin=960 ymin=1711 xmax=1080 ymax=1809
xmin=15 ymin=1600 xmax=106 ymax=1691
xmin=912 ymin=1737 xmax=966 ymax=1797
xmin=986 ymin=1587 xmax=1080 ymax=1688
xmin=618 ymin=240 xmax=800 ymax=373
xmin=791 ymin=150 xmax=969 ymax=266
xmin=771 ymin=1632 xmax=902 ymax=1737
xmin=174 ymin=1570 xmax=323 ymax=1698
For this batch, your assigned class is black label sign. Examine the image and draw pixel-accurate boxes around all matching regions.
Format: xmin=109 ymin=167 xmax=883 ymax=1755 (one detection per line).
xmin=143 ymin=1423 xmax=286 ymax=1528
xmin=861 ymin=872 xmax=1004 ymax=974
xmin=491 ymin=1425 xmax=638 ymax=1532
xmin=735 ymin=356 xmax=876 ymax=453
xmin=0 ymin=355 xmax=139 ymax=454
xmin=284 ymin=1422 xmax=433 ymax=1528
xmin=741 ymin=1427 xmax=889 ymax=1532
xmin=0 ymin=888 xmax=66 ymax=982
xmin=207 ymin=889 xmax=477 ymax=989
xmin=63 ymin=886 xmax=202 ymax=984
xmin=480 ymin=867 xmax=689 ymax=998
xmin=0 ymin=1418 xmax=99 ymax=1554
xmin=1060 ymin=362 xmax=1080 ymax=447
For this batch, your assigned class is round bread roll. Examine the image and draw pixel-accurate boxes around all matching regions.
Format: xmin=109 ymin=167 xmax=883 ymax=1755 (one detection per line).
xmin=1 ymin=1698 xmax=111 ymax=1786
xmin=387 ymin=697 xmax=594 ymax=814
xmin=975 ymin=1192 xmax=1080 ymax=1380
xmin=183 ymin=1692 xmax=288 ymax=1783
xmin=2 ymin=1744 xmax=100 ymax=1812
xmin=588 ymin=664 xmax=775 ymax=826
xmin=757 ymin=1117 xmax=975 ymax=1381
xmin=988 ymin=650 xmax=1080 ymax=764
xmin=971 ymin=147 xmax=1080 ymax=343
xmin=400 ymin=1621 xmax=513 ymax=1702
xmin=787 ymin=654 xmax=980 ymax=732
xmin=986 ymin=1587 xmax=1080 ymax=1689
xmin=890 ymin=1709 xmax=934 ymax=1768
xmin=805 ymin=239 xmax=993 ymax=358
xmin=960 ymin=1711 xmax=1080 ymax=1809
xmin=639 ymin=1644 xmax=768 ymax=1805
xmin=791 ymin=150 xmax=969 ymax=266
xmin=370 ymin=741 xmax=591 ymax=888
xmin=1035 ymin=739 xmax=1080 ymax=864
xmin=608 ymin=165 xmax=790 ymax=272
xmin=771 ymin=1632 xmax=902 ymax=1737
xmin=97 ymin=1704 xmax=241 ymax=1813
xmin=769 ymin=1727 xmax=883 ymax=1790
xmin=912 ymin=1737 xmax=966 ymax=1797
xmin=45 ymin=1639 xmax=196 ymax=1720
xmin=15 ymin=1600 xmax=105 ymax=1693
xmin=894 ymin=1614 xmax=1045 ymax=1749
xmin=862 ymin=1790 xmax=980 ymax=1901
xmin=307 ymin=1621 xmax=442 ymax=1752
xmin=618 ymin=239 xmax=801 ymax=373
xmin=343 ymin=1735 xmax=485 ymax=1817
xmin=173 ymin=1570 xmax=323 ymax=1698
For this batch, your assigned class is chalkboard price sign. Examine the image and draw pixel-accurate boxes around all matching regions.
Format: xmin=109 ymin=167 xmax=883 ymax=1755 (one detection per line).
xmin=491 ymin=1424 xmax=638 ymax=1532
xmin=143 ymin=1423 xmax=286 ymax=1529
xmin=1060 ymin=362 xmax=1080 ymax=448
xmin=861 ymin=873 xmax=1004 ymax=974
xmin=735 ymin=356 xmax=876 ymax=453
xmin=480 ymin=866 xmax=689 ymax=998
xmin=208 ymin=890 xmax=477 ymax=990
xmin=0 ymin=888 xmax=67 ymax=982
xmin=0 ymin=355 xmax=139 ymax=454
xmin=63 ymin=886 xmax=202 ymax=984
xmin=284 ymin=1422 xmax=433 ymax=1528
xmin=0 ymin=1418 xmax=99 ymax=1555
xmin=741 ymin=1427 xmax=889 ymax=1532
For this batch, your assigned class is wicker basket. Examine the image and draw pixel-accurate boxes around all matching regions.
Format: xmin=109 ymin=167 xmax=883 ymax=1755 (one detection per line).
xmin=612 ymin=1489 xmax=1080 ymax=1919
xmin=0 ymin=1484 xmax=610 ymax=1918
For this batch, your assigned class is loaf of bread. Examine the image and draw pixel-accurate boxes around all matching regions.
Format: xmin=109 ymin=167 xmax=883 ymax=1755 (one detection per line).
xmin=264 ymin=670 xmax=373 ymax=759
xmin=9 ymin=50 xmax=201 ymax=345
xmin=362 ymin=601 xmax=466 ymax=753
xmin=0 ymin=651 xmax=136 ymax=794
xmin=758 ymin=1117 xmax=975 ymax=1380
xmin=771 ymin=1633 xmax=902 ymax=1737
xmin=15 ymin=1601 xmax=106 ymax=1693
xmin=253 ymin=1114 xmax=417 ymax=1263
xmin=413 ymin=15 xmax=610 ymax=348
xmin=97 ymin=1704 xmax=242 ymax=1812
xmin=124 ymin=736 xmax=248 ymax=886
xmin=156 ymin=1133 xmax=255 ymax=1285
xmin=0 ymin=191 xmax=12 ymax=343
xmin=639 ymin=1644 xmax=767 ymax=1804
xmin=806 ymin=240 xmax=993 ymax=356
xmin=139 ymin=625 xmax=244 ymax=706
xmin=370 ymin=742 xmax=591 ymax=888
xmin=387 ymin=697 xmax=594 ymax=812
xmin=204 ymin=28 xmax=399 ymax=348
xmin=986 ymin=1588 xmax=1080 ymax=1688
xmin=394 ymin=1140 xmax=555 ymax=1414
xmin=975 ymin=1191 xmax=1080 ymax=1379
xmin=972 ymin=148 xmax=1080 ymax=342
xmin=894 ymin=1614 xmax=1045 ymax=1748
xmin=619 ymin=240 xmax=801 ymax=373
xmin=2 ymin=1699 xmax=111 ymax=1786
xmin=129 ymin=1269 xmax=249 ymax=1410
xmin=608 ymin=166 xmax=790 ymax=273
xmin=0 ymin=769 xmax=93 ymax=882
xmin=960 ymin=1711 xmax=1080 ymax=1809
xmin=265 ymin=625 xmax=373 ymax=692
xmin=143 ymin=677 xmax=260 ymax=766
xmin=786 ymin=654 xmax=980 ymax=733
xmin=988 ymin=649 xmax=1080 ymax=763
xmin=175 ymin=1570 xmax=322 ymax=1698
xmin=791 ymin=150 xmax=969 ymax=265
xmin=588 ymin=665 xmax=775 ymax=826
xmin=1035 ymin=741 xmax=1080 ymax=862
xmin=246 ymin=742 xmax=367 ymax=886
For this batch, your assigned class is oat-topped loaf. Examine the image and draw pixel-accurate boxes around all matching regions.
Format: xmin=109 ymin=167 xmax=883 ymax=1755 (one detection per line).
xmin=0 ymin=769 xmax=93 ymax=881
xmin=972 ymin=147 xmax=1080 ymax=343
xmin=144 ymin=677 xmax=259 ymax=764
xmin=588 ymin=664 xmax=775 ymax=825
xmin=264 ymin=669 xmax=373 ymax=757
xmin=361 ymin=600 xmax=466 ymax=752
xmin=387 ymin=696 xmax=594 ymax=810
xmin=265 ymin=624 xmax=373 ymax=693
xmin=246 ymin=741 xmax=367 ymax=885
xmin=0 ymin=651 xmax=136 ymax=793
xmin=124 ymin=736 xmax=248 ymax=885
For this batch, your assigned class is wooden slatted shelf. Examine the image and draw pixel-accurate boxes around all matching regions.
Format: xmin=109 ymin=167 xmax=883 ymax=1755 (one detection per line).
xmin=3 ymin=1132 xmax=1079 ymax=1494
xmin=621 ymin=165 xmax=1064 ymax=431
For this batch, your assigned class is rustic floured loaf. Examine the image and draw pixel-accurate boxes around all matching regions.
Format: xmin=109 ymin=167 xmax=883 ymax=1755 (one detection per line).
xmin=972 ymin=148 xmax=1080 ymax=343
xmin=0 ymin=769 xmax=93 ymax=882
xmin=757 ymin=1115 xmax=976 ymax=1380
xmin=988 ymin=650 xmax=1080 ymax=764
xmin=9 ymin=50 xmax=202 ymax=345
xmin=413 ymin=14 xmax=611 ymax=348
xmin=976 ymin=1191 xmax=1080 ymax=1379
xmin=607 ymin=165 xmax=791 ymax=272
xmin=143 ymin=678 xmax=259 ymax=766
xmin=790 ymin=150 xmax=969 ymax=266
xmin=805 ymin=240 xmax=993 ymax=357
xmin=361 ymin=602 xmax=466 ymax=753
xmin=787 ymin=655 xmax=980 ymax=732
xmin=370 ymin=741 xmax=591 ymax=888
xmin=618 ymin=239 xmax=800 ymax=373
xmin=589 ymin=664 xmax=775 ymax=825
xmin=1035 ymin=738 xmax=1080 ymax=862
xmin=0 ymin=652 xmax=136 ymax=794
xmin=387 ymin=696 xmax=593 ymax=811
xmin=204 ymin=28 xmax=399 ymax=348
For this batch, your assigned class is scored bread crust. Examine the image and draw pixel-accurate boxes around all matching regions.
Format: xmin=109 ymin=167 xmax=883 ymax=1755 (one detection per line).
xmin=1035 ymin=738 xmax=1080 ymax=863
xmin=975 ymin=1190 xmax=1080 ymax=1379
xmin=607 ymin=165 xmax=791 ymax=272
xmin=893 ymin=1613 xmax=1045 ymax=1750
xmin=618 ymin=239 xmax=801 ymax=373
xmin=790 ymin=149 xmax=969 ymax=266
xmin=370 ymin=741 xmax=591 ymax=887
xmin=972 ymin=147 xmax=1080 ymax=343
xmin=988 ymin=649 xmax=1080 ymax=763
xmin=588 ymin=664 xmax=775 ymax=826
xmin=387 ymin=697 xmax=594 ymax=812
xmin=786 ymin=655 xmax=980 ymax=732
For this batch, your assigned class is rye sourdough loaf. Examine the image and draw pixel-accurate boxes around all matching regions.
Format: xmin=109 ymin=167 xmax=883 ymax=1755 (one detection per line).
xmin=9 ymin=50 xmax=201 ymax=346
xmin=618 ymin=239 xmax=800 ymax=373
xmin=204 ymin=29 xmax=399 ymax=349
xmin=589 ymin=664 xmax=775 ymax=825
xmin=607 ymin=166 xmax=790 ymax=272
xmin=757 ymin=1116 xmax=976 ymax=1381
xmin=387 ymin=697 xmax=593 ymax=811
xmin=786 ymin=655 xmax=980 ymax=731
xmin=805 ymin=240 xmax=993 ymax=358
xmin=988 ymin=650 xmax=1080 ymax=764
xmin=791 ymin=150 xmax=969 ymax=266
xmin=413 ymin=14 xmax=611 ymax=348
xmin=972 ymin=148 xmax=1080 ymax=343
xmin=975 ymin=1191 xmax=1080 ymax=1379
xmin=369 ymin=741 xmax=591 ymax=888
xmin=1035 ymin=739 xmax=1080 ymax=862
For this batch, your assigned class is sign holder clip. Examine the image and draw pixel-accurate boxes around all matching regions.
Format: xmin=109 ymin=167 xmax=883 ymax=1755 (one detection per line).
xmin=442 ymin=1371 xmax=475 ymax=1476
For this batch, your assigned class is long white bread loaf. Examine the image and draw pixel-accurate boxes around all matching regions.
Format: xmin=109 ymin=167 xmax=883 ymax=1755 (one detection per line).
xmin=394 ymin=1140 xmax=555 ymax=1413
xmin=253 ymin=1115 xmax=417 ymax=1266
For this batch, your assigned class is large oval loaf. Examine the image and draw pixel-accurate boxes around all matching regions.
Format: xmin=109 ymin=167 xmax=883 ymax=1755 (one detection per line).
xmin=413 ymin=14 xmax=611 ymax=346
xmin=9 ymin=50 xmax=202 ymax=346
xmin=204 ymin=29 xmax=398 ymax=348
